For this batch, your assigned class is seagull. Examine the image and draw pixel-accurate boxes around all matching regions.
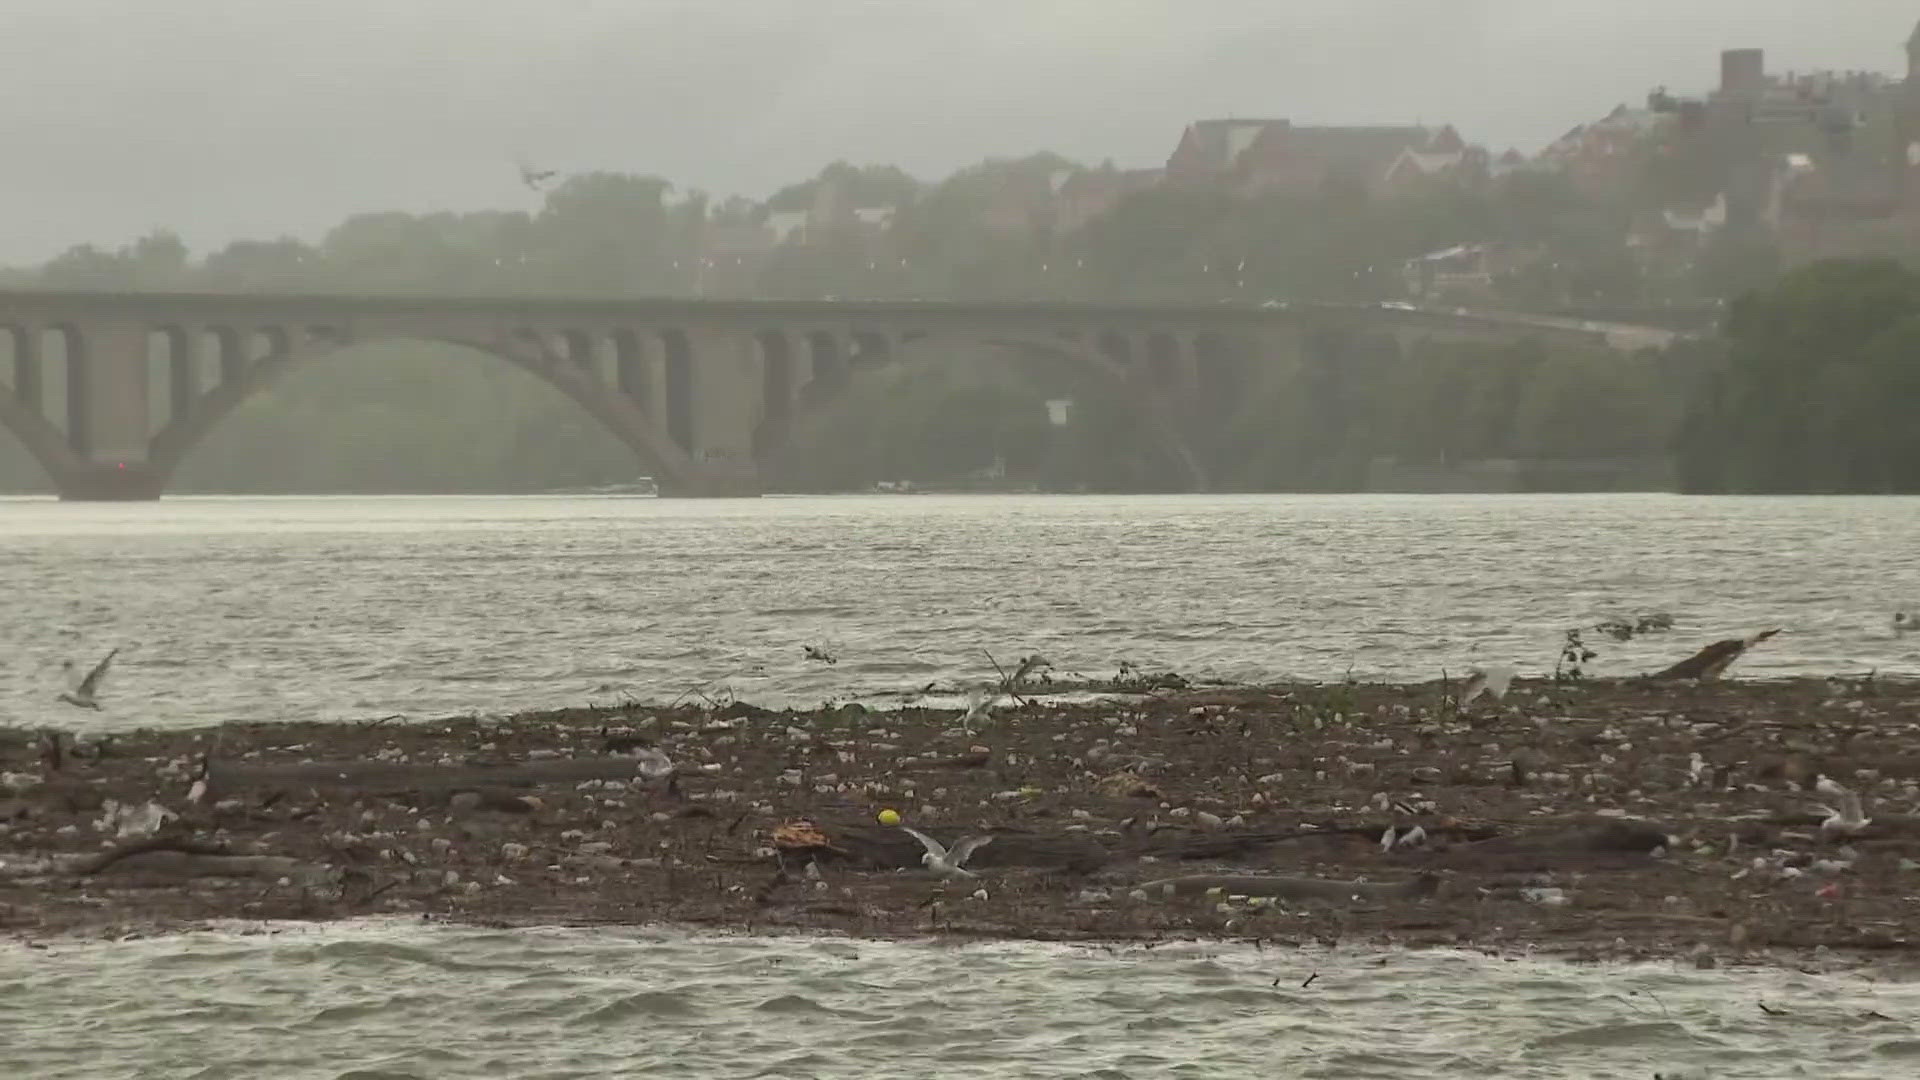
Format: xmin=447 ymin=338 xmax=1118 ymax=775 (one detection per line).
xmin=1380 ymin=826 xmax=1398 ymax=852
xmin=1896 ymin=613 xmax=1915 ymax=636
xmin=896 ymin=825 xmax=994 ymax=879
xmin=1814 ymin=776 xmax=1871 ymax=838
xmin=515 ymin=157 xmax=558 ymax=191
xmin=1458 ymin=663 xmax=1516 ymax=705
xmin=958 ymin=684 xmax=997 ymax=729
xmin=1687 ymin=752 xmax=1709 ymax=787
xmin=1010 ymin=654 xmax=1051 ymax=689
xmin=57 ymin=649 xmax=117 ymax=710
xmin=632 ymin=746 xmax=675 ymax=782
xmin=803 ymin=645 xmax=838 ymax=665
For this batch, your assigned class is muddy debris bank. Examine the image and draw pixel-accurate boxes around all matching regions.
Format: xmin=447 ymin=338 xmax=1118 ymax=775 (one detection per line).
xmin=4 ymin=677 xmax=1919 ymax=964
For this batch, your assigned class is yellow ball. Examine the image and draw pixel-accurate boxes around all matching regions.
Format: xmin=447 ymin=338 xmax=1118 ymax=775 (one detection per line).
xmin=877 ymin=808 xmax=902 ymax=826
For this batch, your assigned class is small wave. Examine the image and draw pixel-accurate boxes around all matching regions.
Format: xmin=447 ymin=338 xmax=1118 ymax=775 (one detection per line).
xmin=1529 ymin=1020 xmax=1699 ymax=1048
xmin=571 ymin=989 xmax=699 ymax=1024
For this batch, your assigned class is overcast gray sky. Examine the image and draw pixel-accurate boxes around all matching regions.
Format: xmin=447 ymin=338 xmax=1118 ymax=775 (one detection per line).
xmin=2 ymin=1 xmax=1914 ymax=264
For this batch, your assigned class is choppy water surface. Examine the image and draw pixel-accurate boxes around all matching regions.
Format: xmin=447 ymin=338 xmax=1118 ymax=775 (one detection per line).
xmin=6 ymin=494 xmax=1920 ymax=1076
xmin=4 ymin=924 xmax=1919 ymax=1079
xmin=3 ymin=493 xmax=1919 ymax=730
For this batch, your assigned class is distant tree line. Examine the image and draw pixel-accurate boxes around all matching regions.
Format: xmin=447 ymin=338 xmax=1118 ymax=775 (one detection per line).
xmin=1 ymin=154 xmax=1907 ymax=495
xmin=1677 ymin=259 xmax=1920 ymax=493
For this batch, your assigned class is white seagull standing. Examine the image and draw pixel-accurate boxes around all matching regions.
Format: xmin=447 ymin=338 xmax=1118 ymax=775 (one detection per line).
xmin=632 ymin=746 xmax=675 ymax=782
xmin=897 ymin=825 xmax=995 ymax=879
xmin=1459 ymin=663 xmax=1516 ymax=706
xmin=1814 ymin=776 xmax=1871 ymax=838
xmin=57 ymin=649 xmax=117 ymax=710
xmin=958 ymin=684 xmax=997 ymax=730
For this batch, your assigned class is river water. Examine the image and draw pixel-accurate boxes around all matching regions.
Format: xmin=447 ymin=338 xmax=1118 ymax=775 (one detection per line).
xmin=5 ymin=924 xmax=1920 ymax=1079
xmin=2 ymin=493 xmax=1917 ymax=730
xmin=5 ymin=493 xmax=1920 ymax=1077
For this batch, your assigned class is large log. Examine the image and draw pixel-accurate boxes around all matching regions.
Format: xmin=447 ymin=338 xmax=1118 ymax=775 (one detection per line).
xmin=1135 ymin=872 xmax=1440 ymax=903
xmin=205 ymin=756 xmax=655 ymax=795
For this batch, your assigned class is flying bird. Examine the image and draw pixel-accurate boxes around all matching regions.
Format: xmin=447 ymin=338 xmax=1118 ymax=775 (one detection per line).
xmin=1895 ymin=612 xmax=1915 ymax=636
xmin=896 ymin=825 xmax=994 ymax=879
xmin=514 ymin=156 xmax=558 ymax=191
xmin=803 ymin=644 xmax=838 ymax=665
xmin=1650 ymin=628 xmax=1780 ymax=681
xmin=57 ymin=648 xmax=118 ymax=710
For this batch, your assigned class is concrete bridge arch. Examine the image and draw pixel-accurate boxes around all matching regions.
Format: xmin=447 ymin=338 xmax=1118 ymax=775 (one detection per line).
xmin=0 ymin=315 xmax=745 ymax=498
xmin=0 ymin=290 xmax=1690 ymax=499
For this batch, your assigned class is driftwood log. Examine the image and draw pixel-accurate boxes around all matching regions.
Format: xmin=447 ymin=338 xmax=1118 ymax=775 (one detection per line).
xmin=1651 ymin=629 xmax=1780 ymax=681
xmin=75 ymin=838 xmax=334 ymax=884
xmin=205 ymin=756 xmax=656 ymax=796
xmin=1416 ymin=819 xmax=1672 ymax=872
xmin=1135 ymin=872 xmax=1440 ymax=903
xmin=1122 ymin=823 xmax=1499 ymax=862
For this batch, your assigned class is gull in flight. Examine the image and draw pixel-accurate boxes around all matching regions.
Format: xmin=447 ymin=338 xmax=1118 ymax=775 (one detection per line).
xmin=1458 ymin=663 xmax=1516 ymax=706
xmin=513 ymin=155 xmax=558 ymax=191
xmin=897 ymin=825 xmax=994 ymax=879
xmin=57 ymin=649 xmax=118 ymax=710
xmin=1896 ymin=612 xmax=1915 ymax=636
xmin=1814 ymin=776 xmax=1871 ymax=838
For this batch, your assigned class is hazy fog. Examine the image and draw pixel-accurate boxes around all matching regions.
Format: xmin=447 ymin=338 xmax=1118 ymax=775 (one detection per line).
xmin=1 ymin=0 xmax=1912 ymax=262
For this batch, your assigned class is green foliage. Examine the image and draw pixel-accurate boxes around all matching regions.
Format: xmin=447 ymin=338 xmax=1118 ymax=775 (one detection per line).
xmin=1678 ymin=258 xmax=1920 ymax=493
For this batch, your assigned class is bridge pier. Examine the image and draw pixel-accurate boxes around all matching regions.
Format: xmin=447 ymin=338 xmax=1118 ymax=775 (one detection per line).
xmin=657 ymin=462 xmax=762 ymax=498
xmin=72 ymin=327 xmax=154 ymax=469
xmin=56 ymin=462 xmax=166 ymax=500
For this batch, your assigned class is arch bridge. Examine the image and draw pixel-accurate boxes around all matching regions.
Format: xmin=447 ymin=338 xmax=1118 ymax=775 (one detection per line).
xmin=0 ymin=290 xmax=1684 ymax=499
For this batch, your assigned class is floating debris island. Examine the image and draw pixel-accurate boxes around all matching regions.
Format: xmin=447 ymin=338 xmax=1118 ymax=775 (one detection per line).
xmin=4 ymin=676 xmax=1919 ymax=965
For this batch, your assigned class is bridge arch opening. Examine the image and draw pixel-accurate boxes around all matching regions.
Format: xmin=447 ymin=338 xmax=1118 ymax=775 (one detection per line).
xmin=805 ymin=331 xmax=847 ymax=405
xmin=2 ymin=324 xmax=39 ymax=409
xmin=167 ymin=336 xmax=641 ymax=494
xmin=39 ymin=325 xmax=88 ymax=453
xmin=1192 ymin=331 xmax=1239 ymax=405
xmin=0 ymin=325 xmax=53 ymax=492
xmin=850 ymin=331 xmax=891 ymax=367
xmin=661 ymin=328 xmax=693 ymax=454
xmin=252 ymin=326 xmax=292 ymax=370
xmin=1096 ymin=330 xmax=1134 ymax=369
xmin=204 ymin=327 xmax=247 ymax=385
xmin=560 ymin=329 xmax=596 ymax=371
xmin=756 ymin=330 xmax=793 ymax=457
xmin=1145 ymin=332 xmax=1182 ymax=390
xmin=610 ymin=329 xmax=649 ymax=409
xmin=150 ymin=325 xmax=195 ymax=429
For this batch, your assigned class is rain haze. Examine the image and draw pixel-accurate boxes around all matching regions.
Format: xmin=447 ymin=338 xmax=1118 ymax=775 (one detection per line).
xmin=1 ymin=0 xmax=1913 ymax=262
xmin=11 ymin=4 xmax=1920 ymax=1075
